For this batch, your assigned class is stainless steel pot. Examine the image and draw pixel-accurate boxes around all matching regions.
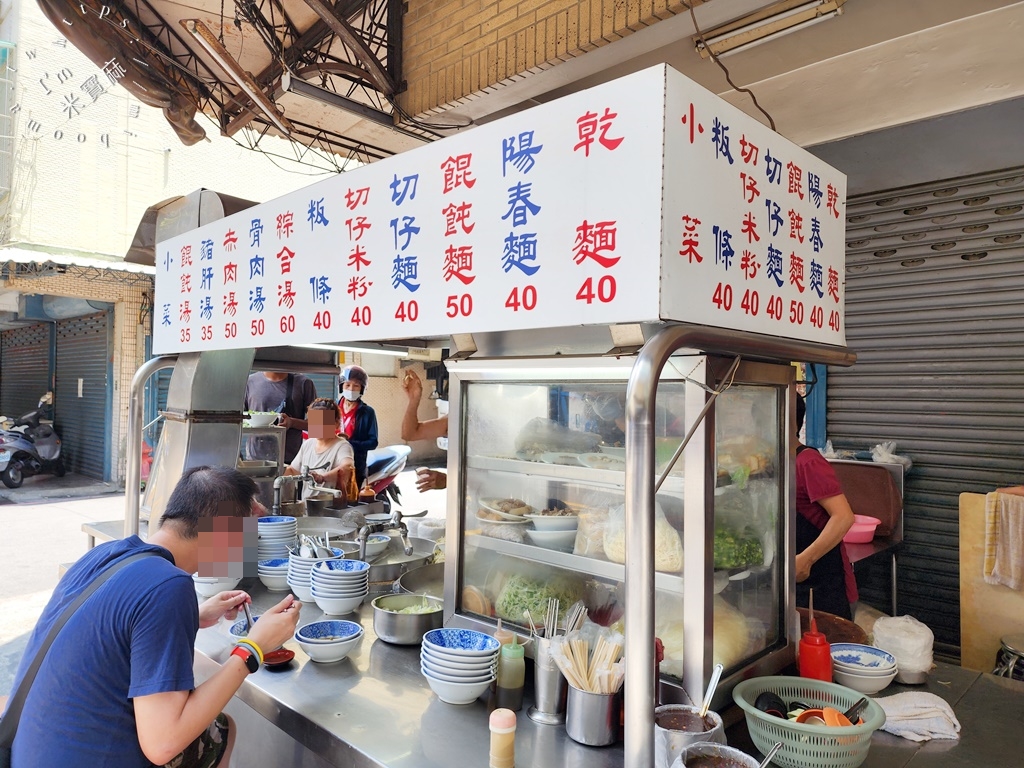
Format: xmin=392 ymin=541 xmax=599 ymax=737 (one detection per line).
xmin=371 ymin=594 xmax=443 ymax=644
xmin=305 ymin=493 xmax=338 ymax=516
xmin=394 ymin=561 xmax=445 ymax=599
xmin=366 ymin=537 xmax=436 ymax=583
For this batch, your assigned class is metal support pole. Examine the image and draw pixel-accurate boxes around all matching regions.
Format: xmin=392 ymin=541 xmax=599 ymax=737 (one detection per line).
xmin=124 ymin=356 xmax=177 ymax=538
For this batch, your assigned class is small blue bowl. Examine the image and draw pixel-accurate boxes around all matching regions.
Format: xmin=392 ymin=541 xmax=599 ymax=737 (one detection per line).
xmin=229 ymin=615 xmax=261 ymax=638
xmin=296 ymin=619 xmax=363 ymax=643
xmin=258 ymin=558 xmax=289 ymax=568
xmin=258 ymin=516 xmax=297 ymax=525
xmin=315 ymin=559 xmax=370 ymax=574
xmin=422 ymin=628 xmax=500 ymax=655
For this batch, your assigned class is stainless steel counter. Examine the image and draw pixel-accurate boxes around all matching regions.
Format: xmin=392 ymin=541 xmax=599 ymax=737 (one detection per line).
xmin=193 ymin=578 xmax=624 ymax=768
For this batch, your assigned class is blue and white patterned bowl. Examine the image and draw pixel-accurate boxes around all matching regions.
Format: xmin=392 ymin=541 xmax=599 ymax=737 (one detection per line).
xmin=831 ymin=643 xmax=897 ymax=672
xmin=315 ymin=559 xmax=370 ymax=574
xmin=423 ymin=628 xmax=500 ymax=656
xmin=258 ymin=558 xmax=289 ymax=570
xmin=296 ymin=619 xmax=363 ymax=643
xmin=258 ymin=516 xmax=297 ymax=525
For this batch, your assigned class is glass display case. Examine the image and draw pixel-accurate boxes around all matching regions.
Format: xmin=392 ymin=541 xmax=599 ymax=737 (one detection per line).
xmin=239 ymin=425 xmax=287 ymax=508
xmin=443 ymin=354 xmax=796 ymax=701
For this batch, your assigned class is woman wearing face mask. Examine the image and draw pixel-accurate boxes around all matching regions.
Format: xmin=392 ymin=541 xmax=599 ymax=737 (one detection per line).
xmin=339 ymin=364 xmax=379 ymax=488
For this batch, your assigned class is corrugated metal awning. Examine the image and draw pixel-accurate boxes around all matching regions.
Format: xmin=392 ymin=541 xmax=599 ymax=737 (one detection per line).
xmin=0 ymin=247 xmax=155 ymax=276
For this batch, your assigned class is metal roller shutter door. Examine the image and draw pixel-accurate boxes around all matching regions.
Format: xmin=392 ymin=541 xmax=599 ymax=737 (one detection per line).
xmin=828 ymin=167 xmax=1024 ymax=659
xmin=307 ymin=373 xmax=337 ymax=402
xmin=1 ymin=323 xmax=52 ymax=419
xmin=55 ymin=312 xmax=111 ymax=480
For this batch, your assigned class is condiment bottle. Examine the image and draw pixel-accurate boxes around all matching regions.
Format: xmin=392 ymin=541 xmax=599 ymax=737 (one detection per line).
xmin=495 ymin=641 xmax=526 ymax=711
xmin=799 ymin=590 xmax=832 ymax=681
xmin=492 ymin=619 xmax=515 ymax=693
xmin=489 ymin=707 xmax=516 ymax=768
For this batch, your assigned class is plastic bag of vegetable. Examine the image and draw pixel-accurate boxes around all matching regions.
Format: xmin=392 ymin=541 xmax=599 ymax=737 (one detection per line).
xmin=604 ymin=501 xmax=682 ymax=573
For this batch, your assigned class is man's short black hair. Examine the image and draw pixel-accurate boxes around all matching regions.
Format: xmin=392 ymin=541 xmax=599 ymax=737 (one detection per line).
xmin=159 ymin=465 xmax=258 ymax=538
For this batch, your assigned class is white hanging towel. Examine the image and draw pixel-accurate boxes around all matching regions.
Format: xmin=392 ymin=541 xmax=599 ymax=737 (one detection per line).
xmin=984 ymin=492 xmax=1024 ymax=590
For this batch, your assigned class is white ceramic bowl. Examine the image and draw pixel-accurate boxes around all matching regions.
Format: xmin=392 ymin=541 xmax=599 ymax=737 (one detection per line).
xmin=833 ymin=660 xmax=897 ymax=677
xmin=421 ymin=655 xmax=496 ymax=680
xmin=363 ymin=534 xmax=390 ymax=558
xmin=524 ymin=528 xmax=577 ymax=551
xmin=228 ymin=616 xmax=283 ymax=650
xmin=247 ymin=412 xmax=279 ymax=427
xmin=259 ymin=573 xmax=290 ymax=591
xmin=311 ymin=573 xmax=370 ymax=587
xmin=422 ymin=629 xmax=501 ymax=657
xmin=258 ymin=558 xmax=290 ymax=570
xmin=420 ymin=646 xmax=498 ymax=672
xmin=296 ymin=619 xmax=363 ymax=643
xmin=524 ymin=513 xmax=580 ymax=532
xmin=311 ymin=585 xmax=369 ymax=599
xmin=286 ymin=580 xmax=314 ymax=602
xmin=833 ymin=666 xmax=898 ymax=694
xmin=831 ymin=643 xmax=897 ymax=671
xmin=192 ymin=575 xmax=241 ymax=598
xmin=296 ymin=631 xmax=363 ymax=662
xmin=421 ymin=662 xmax=494 ymax=685
xmin=422 ymin=671 xmax=493 ymax=705
xmin=314 ymin=593 xmax=367 ymax=615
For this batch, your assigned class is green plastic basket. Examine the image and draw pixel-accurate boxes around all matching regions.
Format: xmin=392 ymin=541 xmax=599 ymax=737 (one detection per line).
xmin=732 ymin=677 xmax=886 ymax=768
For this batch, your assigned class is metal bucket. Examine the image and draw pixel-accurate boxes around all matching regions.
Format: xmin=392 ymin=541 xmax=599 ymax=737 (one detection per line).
xmin=305 ymin=493 xmax=341 ymax=516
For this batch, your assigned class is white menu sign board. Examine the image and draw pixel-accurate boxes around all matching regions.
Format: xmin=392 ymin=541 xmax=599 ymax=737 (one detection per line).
xmin=154 ymin=65 xmax=845 ymax=353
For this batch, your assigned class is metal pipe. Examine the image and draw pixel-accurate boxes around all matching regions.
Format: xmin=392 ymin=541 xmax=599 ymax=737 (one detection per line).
xmin=622 ymin=325 xmax=853 ymax=768
xmin=124 ymin=355 xmax=178 ymax=538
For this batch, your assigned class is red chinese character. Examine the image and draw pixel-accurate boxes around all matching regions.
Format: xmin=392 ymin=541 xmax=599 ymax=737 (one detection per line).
xmin=788 ymin=210 xmax=804 ymax=243
xmin=789 ymin=253 xmax=805 ymax=293
xmin=826 ymin=184 xmax=840 ymax=218
xmin=223 ymin=229 xmax=238 ymax=251
xmin=574 ymin=108 xmax=624 ymax=156
xmin=179 ymin=300 xmax=191 ymax=322
xmin=222 ymin=292 xmax=238 ymax=316
xmin=828 ymin=266 xmax=840 ymax=302
xmin=347 ymin=275 xmax=372 ymax=299
xmin=573 ymin=220 xmax=619 ymax=268
xmin=441 ymin=202 xmax=475 ymax=236
xmin=443 ymin=245 xmax=476 ymax=285
xmin=345 ymin=216 xmax=372 ymax=241
xmin=345 ymin=186 xmax=370 ymax=210
xmin=223 ymin=262 xmax=237 ymax=284
xmin=741 ymin=212 xmax=760 ymax=244
xmin=739 ymin=135 xmax=759 ymax=165
xmin=440 ymin=154 xmax=476 ymax=195
xmin=348 ymin=245 xmax=371 ymax=272
xmin=277 ymin=280 xmax=296 ymax=309
xmin=787 ymin=162 xmax=804 ymax=200
xmin=276 ymin=212 xmax=294 ymax=239
xmin=679 ymin=215 xmax=702 ymax=264
xmin=740 ymin=250 xmax=760 ymax=279
xmin=740 ymin=171 xmax=760 ymax=204
xmin=180 ymin=245 xmax=192 ymax=267
xmin=680 ymin=103 xmax=704 ymax=144
xmin=277 ymin=246 xmax=295 ymax=274
xmin=180 ymin=274 xmax=191 ymax=293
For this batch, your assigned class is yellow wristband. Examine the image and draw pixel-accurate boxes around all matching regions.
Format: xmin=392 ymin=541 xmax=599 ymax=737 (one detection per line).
xmin=235 ymin=638 xmax=264 ymax=664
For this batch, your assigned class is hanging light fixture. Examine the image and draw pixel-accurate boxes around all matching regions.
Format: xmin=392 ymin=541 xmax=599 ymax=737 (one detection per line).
xmin=695 ymin=0 xmax=846 ymax=59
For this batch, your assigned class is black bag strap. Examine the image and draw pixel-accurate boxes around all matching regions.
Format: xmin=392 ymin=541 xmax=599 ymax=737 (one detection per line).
xmin=0 ymin=551 xmax=160 ymax=748
xmin=285 ymin=373 xmax=297 ymax=418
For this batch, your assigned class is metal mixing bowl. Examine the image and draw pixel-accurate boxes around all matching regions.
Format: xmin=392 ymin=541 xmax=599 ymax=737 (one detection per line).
xmin=371 ymin=593 xmax=443 ymax=645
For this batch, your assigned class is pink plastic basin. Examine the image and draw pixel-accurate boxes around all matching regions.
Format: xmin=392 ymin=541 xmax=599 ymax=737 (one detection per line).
xmin=843 ymin=515 xmax=881 ymax=544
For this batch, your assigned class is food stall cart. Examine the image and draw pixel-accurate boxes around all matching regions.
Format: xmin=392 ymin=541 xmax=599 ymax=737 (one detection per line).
xmin=143 ymin=64 xmax=853 ymax=766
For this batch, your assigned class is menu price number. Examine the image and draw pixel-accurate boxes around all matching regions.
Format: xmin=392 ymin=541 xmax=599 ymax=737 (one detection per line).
xmin=280 ymin=315 xmax=296 ymax=333
xmin=200 ymin=325 xmax=213 ymax=341
xmin=575 ymin=275 xmax=616 ymax=305
xmin=505 ymin=285 xmax=537 ymax=312
xmin=314 ymin=311 xmax=332 ymax=330
xmin=225 ymin=322 xmax=238 ymax=339
xmin=180 ymin=328 xmax=190 ymax=343
xmin=351 ymin=307 xmax=372 ymax=327
xmin=394 ymin=301 xmax=419 ymax=323
xmin=446 ymin=294 xmax=473 ymax=318
xmin=250 ymin=319 xmax=265 ymax=337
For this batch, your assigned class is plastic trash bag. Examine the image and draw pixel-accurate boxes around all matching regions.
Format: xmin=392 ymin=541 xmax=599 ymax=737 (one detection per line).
xmin=872 ymin=614 xmax=933 ymax=679
xmin=872 ymin=441 xmax=913 ymax=473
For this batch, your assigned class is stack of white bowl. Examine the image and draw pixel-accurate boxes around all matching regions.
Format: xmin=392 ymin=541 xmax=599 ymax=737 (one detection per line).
xmin=294 ymin=619 xmax=364 ymax=663
xmin=257 ymin=558 xmax=289 ymax=591
xmin=310 ymin=559 xmax=370 ymax=614
xmin=420 ymin=628 xmax=499 ymax=705
xmin=192 ymin=574 xmax=241 ymax=598
xmin=831 ymin=642 xmax=898 ymax=694
xmin=286 ymin=549 xmax=345 ymax=601
xmin=257 ymin=516 xmax=297 ymax=561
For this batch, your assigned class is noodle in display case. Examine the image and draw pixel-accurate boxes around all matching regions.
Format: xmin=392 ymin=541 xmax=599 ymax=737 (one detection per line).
xmin=444 ymin=354 xmax=796 ymax=702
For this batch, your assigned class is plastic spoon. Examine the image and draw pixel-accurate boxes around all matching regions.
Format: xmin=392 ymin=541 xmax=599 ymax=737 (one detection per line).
xmin=698 ymin=663 xmax=724 ymax=718
xmin=757 ymin=741 xmax=783 ymax=768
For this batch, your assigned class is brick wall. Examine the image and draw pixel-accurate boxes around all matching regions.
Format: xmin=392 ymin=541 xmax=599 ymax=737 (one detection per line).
xmin=401 ymin=0 xmax=697 ymax=116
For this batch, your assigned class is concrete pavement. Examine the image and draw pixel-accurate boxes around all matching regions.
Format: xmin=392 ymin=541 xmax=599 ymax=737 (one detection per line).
xmin=0 ymin=466 xmax=448 ymax=697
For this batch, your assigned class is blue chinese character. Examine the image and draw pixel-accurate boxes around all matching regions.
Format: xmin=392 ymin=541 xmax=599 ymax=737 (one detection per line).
xmin=809 ymin=259 xmax=824 ymax=298
xmin=200 ymin=239 xmax=214 ymax=261
xmin=161 ymin=303 xmax=171 ymax=326
xmin=765 ymin=148 xmax=782 ymax=185
xmin=389 ymin=215 xmax=421 ymax=251
xmin=200 ymin=295 xmax=213 ymax=320
xmin=809 ymin=217 xmax=823 ymax=253
xmin=390 ymin=173 xmax=419 ymax=206
xmin=807 ymin=172 xmax=822 ymax=208
xmin=711 ymin=118 xmax=734 ymax=165
xmin=766 ymin=244 xmax=784 ymax=287
xmin=391 ymin=255 xmax=421 ymax=292
xmin=250 ymin=218 xmax=264 ymax=247
xmin=712 ymin=225 xmax=735 ymax=270
xmin=248 ymin=287 xmax=266 ymax=313
xmin=765 ymin=198 xmax=783 ymax=237
xmin=200 ymin=266 xmax=213 ymax=290
xmin=501 ymin=182 xmax=542 ymax=227
xmin=502 ymin=131 xmax=543 ymax=176
xmin=502 ymin=232 xmax=540 ymax=276
xmin=163 ymin=251 xmax=173 ymax=271
xmin=307 ymin=198 xmax=329 ymax=230
xmin=249 ymin=254 xmax=264 ymax=279
xmin=309 ymin=275 xmax=332 ymax=304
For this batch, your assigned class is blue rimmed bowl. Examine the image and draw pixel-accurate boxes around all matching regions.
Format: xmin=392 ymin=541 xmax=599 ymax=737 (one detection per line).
xmin=315 ymin=559 xmax=370 ymax=574
xmin=831 ymin=643 xmax=897 ymax=673
xmin=258 ymin=516 xmax=297 ymax=526
xmin=296 ymin=619 xmax=363 ymax=643
xmin=422 ymin=628 xmax=500 ymax=657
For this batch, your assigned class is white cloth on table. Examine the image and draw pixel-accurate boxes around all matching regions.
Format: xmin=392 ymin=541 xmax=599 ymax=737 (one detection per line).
xmin=875 ymin=691 xmax=961 ymax=742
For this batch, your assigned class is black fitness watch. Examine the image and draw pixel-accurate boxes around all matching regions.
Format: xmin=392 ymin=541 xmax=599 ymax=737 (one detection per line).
xmin=231 ymin=644 xmax=260 ymax=674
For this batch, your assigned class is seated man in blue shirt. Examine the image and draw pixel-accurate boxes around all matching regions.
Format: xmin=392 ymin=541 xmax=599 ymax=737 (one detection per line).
xmin=3 ymin=465 xmax=301 ymax=767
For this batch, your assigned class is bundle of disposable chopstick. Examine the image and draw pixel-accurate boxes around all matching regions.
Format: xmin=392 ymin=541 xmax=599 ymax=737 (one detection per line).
xmin=549 ymin=627 xmax=625 ymax=694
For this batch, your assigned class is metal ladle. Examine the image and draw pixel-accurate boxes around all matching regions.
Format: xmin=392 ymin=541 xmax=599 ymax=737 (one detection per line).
xmin=757 ymin=741 xmax=783 ymax=768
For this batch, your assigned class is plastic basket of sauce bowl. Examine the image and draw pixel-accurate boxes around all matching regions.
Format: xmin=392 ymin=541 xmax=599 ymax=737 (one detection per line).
xmin=732 ymin=677 xmax=885 ymax=768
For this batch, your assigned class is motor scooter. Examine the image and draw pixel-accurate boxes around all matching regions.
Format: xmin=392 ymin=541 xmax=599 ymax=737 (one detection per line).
xmin=0 ymin=392 xmax=66 ymax=488
xmin=363 ymin=444 xmax=412 ymax=515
